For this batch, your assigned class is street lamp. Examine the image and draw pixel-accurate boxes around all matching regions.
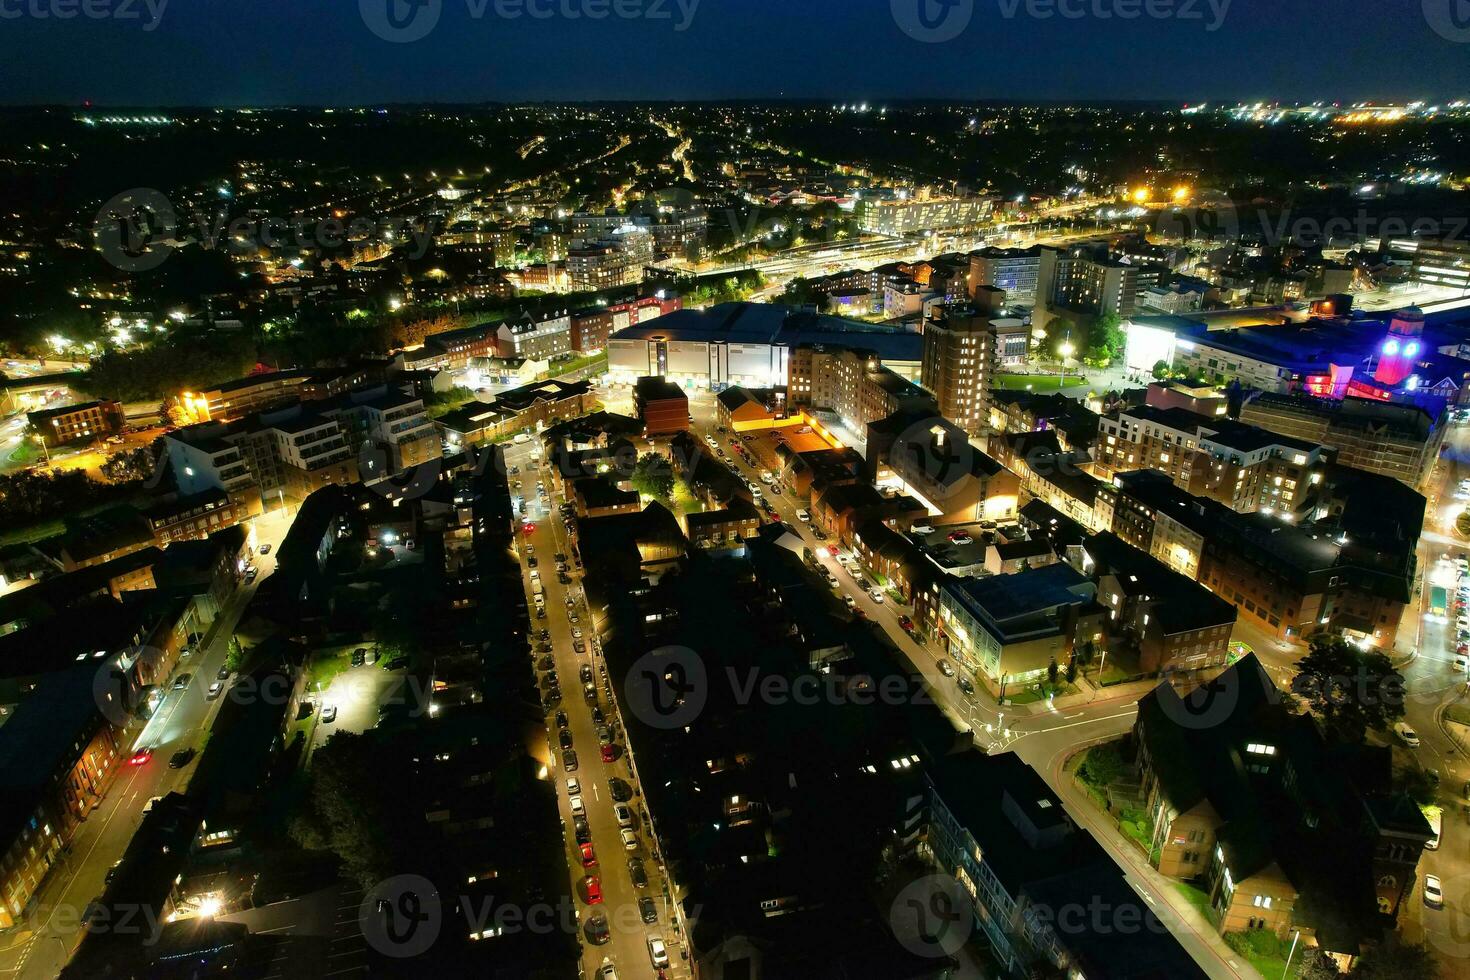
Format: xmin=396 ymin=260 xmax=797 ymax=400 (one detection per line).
xmin=1059 ymin=335 xmax=1075 ymax=388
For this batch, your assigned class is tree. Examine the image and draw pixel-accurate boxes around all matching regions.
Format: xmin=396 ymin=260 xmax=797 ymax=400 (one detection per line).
xmin=1065 ymin=657 xmax=1078 ymax=684
xmin=631 ymin=452 xmax=675 ymax=501
xmin=1291 ymin=633 xmax=1405 ymax=743
xmin=1152 ymin=359 xmax=1171 ymax=381
xmin=1457 ymin=510 xmax=1470 ymax=539
xmin=1084 ymin=312 xmax=1126 ymax=367
xmin=1078 ymin=743 xmax=1125 ymax=787
xmin=1350 ymin=939 xmax=1441 ymax=980
xmin=1047 ymin=658 xmax=1060 ymax=687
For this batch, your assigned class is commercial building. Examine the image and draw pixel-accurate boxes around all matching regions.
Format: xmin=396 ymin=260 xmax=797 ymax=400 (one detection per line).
xmin=1384 ymin=235 xmax=1470 ymax=292
xmin=968 ymin=246 xmax=1041 ymax=302
xmin=27 ymin=399 xmax=125 ymax=449
xmin=568 ymin=295 xmax=678 ymax=354
xmin=934 ymin=562 xmax=1101 ymax=696
xmin=632 ymin=375 xmax=690 ymax=435
xmin=920 ymin=303 xmax=1003 ymax=434
xmin=608 ymin=302 xmax=923 ymax=391
xmin=1134 ymin=656 xmax=1433 ymax=961
xmin=1240 ymin=392 xmax=1445 ymax=489
xmin=788 ymin=345 xmax=935 ymax=433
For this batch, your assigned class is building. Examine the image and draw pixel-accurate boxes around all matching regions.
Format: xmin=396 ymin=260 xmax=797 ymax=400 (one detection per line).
xmin=683 ymin=499 xmax=762 ymax=550
xmin=1240 ymin=392 xmax=1445 ymax=489
xmin=568 ymin=295 xmax=678 ymax=355
xmin=438 ymin=379 xmax=594 ymax=447
xmin=716 ymin=386 xmax=782 ymax=431
xmin=1134 ymin=656 xmax=1432 ymax=960
xmin=1384 ymin=235 xmax=1470 ymax=292
xmin=27 ymin=399 xmax=125 ymax=449
xmin=854 ymin=194 xmax=996 ymax=235
xmin=934 ymin=562 xmax=1101 ymax=696
xmin=987 ymin=389 xmax=1101 ymax=452
xmin=0 ymin=666 xmax=125 ymax=929
xmin=632 ymin=375 xmax=690 ymax=435
xmin=1081 ymin=531 xmax=1235 ymax=674
xmin=1039 ymin=243 xmax=1155 ymax=318
xmin=608 ymin=302 xmax=923 ymax=391
xmin=920 ymin=303 xmax=1002 ymax=434
xmin=180 ymin=370 xmax=310 ymax=423
xmin=867 ymin=409 xmax=1020 ymax=525
xmin=494 ymin=310 xmax=572 ymax=362
xmin=993 ymin=430 xmax=1115 ymax=532
xmin=925 ymin=750 xmax=1206 ymax=979
xmin=569 ymin=477 xmax=642 ymax=518
xmin=968 ymin=246 xmax=1041 ymax=303
xmin=167 ymin=385 xmax=437 ymax=504
xmin=788 ymin=345 xmax=935 ymax=433
xmin=1096 ymin=404 xmax=1329 ymax=518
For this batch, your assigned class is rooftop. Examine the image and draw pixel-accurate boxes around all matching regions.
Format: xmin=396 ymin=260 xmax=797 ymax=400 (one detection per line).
xmin=612 ymin=303 xmax=925 ymax=362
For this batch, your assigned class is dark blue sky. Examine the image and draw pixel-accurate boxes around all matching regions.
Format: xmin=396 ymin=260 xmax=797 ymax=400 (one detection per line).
xmin=1 ymin=0 xmax=1467 ymax=106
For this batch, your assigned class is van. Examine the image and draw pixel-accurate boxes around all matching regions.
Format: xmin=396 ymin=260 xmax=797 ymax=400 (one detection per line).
xmin=795 ymin=509 xmax=810 ymax=522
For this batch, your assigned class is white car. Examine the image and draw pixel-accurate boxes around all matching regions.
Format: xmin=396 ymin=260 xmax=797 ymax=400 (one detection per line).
xmin=621 ymin=828 xmax=638 ymax=850
xmin=1425 ymin=874 xmax=1444 ymax=908
xmin=566 ymin=776 xmax=581 ymax=796
xmin=1395 ymin=722 xmax=1421 ymax=747
xmin=648 ymin=935 xmax=670 ymax=970
xmin=572 ymin=628 xmax=583 ymax=639
xmin=796 ymin=509 xmax=810 ymax=522
xmin=615 ymin=803 xmax=635 ymax=829
xmin=570 ymin=795 xmax=585 ymax=817
xmin=870 ymin=589 xmax=885 ymax=604
xmin=843 ymin=595 xmax=857 ymax=609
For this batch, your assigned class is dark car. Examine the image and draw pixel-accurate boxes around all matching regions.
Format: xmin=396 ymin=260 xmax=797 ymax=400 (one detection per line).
xmin=168 ymin=748 xmax=196 ymax=769
xmin=386 ymin=657 xmax=410 ymax=671
xmin=574 ymin=815 xmax=592 ymax=844
xmin=591 ymin=706 xmax=605 ymax=725
xmin=574 ymin=640 xmax=587 ymax=655
xmin=580 ymin=665 xmax=594 ymax=684
xmin=543 ymin=691 xmax=561 ymax=709
xmin=540 ymin=628 xmax=551 ymax=641
xmin=558 ymin=573 xmax=572 ymax=585
xmin=559 ymin=729 xmax=573 ymax=750
xmin=527 ymin=557 xmax=538 ymax=568
xmin=563 ymin=750 xmax=578 ymax=772
xmin=639 ymin=896 xmax=658 ymax=924
xmin=351 ymin=648 xmax=367 ymax=667
xmin=555 ymin=710 xmax=569 ymax=729
xmin=627 ymin=856 xmax=648 ymax=888
xmin=544 ymin=669 xmax=559 ymax=688
xmin=607 ymin=777 xmax=633 ymax=802
xmin=957 ymin=676 xmax=975 ymax=697
xmin=538 ymin=654 xmax=555 ymax=670
xmin=597 ymin=724 xmax=612 ymax=745
xmin=172 ymin=673 xmax=192 ymax=690
xmin=538 ymin=642 xmax=553 ymax=653
xmin=554 ymin=553 xmax=567 ymax=563
xmin=217 ymin=665 xmax=232 ymax=680
xmin=585 ymin=915 xmax=610 ymax=946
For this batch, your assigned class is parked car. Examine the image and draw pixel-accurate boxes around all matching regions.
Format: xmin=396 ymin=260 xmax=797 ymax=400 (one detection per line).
xmin=648 ymin=935 xmax=670 ymax=969
xmin=168 ymin=748 xmax=196 ymax=769
xmin=563 ymin=750 xmax=578 ymax=772
xmin=172 ymin=673 xmax=192 ymax=690
xmin=570 ymin=794 xmax=585 ymax=816
xmin=559 ymin=729 xmax=574 ymax=749
xmin=622 ymin=828 xmax=639 ymax=851
xmin=584 ymin=876 xmax=603 ymax=905
xmin=957 ymin=676 xmax=975 ymax=697
xmin=207 ymin=681 xmax=223 ymax=699
xmin=615 ymin=803 xmax=634 ymax=828
xmin=259 ymin=543 xmax=272 ymax=555
xmin=600 ymin=744 xmax=616 ymax=763
xmin=937 ymin=660 xmax=956 ymax=677
xmin=1425 ymin=874 xmax=1445 ymax=908
xmin=217 ymin=665 xmax=231 ymax=680
xmin=586 ymin=915 xmax=610 ymax=945
xmin=351 ymin=648 xmax=367 ymax=667
xmin=627 ymin=856 xmax=648 ymax=888
xmin=574 ymin=816 xmax=592 ymax=845
xmin=321 ymin=704 xmax=338 ymax=723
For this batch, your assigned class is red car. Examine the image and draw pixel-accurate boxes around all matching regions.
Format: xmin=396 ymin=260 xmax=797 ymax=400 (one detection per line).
xmin=580 ymin=843 xmax=597 ymax=868
xmin=522 ymin=523 xmax=537 ymax=535
xmin=600 ymin=744 xmax=616 ymax=763
xmin=128 ymin=748 xmax=153 ymax=766
xmin=585 ymin=876 xmax=604 ymax=905
xmin=899 ymin=616 xmax=915 ymax=632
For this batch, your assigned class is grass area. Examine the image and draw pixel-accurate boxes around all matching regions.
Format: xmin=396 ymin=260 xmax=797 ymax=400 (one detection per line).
xmin=1223 ymin=930 xmax=1304 ymax=979
xmin=6 ymin=440 xmax=38 ymax=467
xmin=1174 ymin=882 xmax=1212 ymax=918
xmin=543 ymin=352 xmax=607 ymax=380
xmin=1118 ymin=807 xmax=1154 ymax=851
xmin=305 ymin=646 xmax=356 ymax=693
xmin=671 ymin=477 xmax=705 ymax=518
xmin=992 ymin=373 xmax=1091 ymax=392
xmin=1006 ymin=680 xmax=1078 ymax=705
xmin=1446 ymin=703 xmax=1470 ymax=727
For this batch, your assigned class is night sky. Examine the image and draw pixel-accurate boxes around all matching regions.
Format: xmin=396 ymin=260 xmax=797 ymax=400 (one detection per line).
xmin=0 ymin=0 xmax=1467 ymax=106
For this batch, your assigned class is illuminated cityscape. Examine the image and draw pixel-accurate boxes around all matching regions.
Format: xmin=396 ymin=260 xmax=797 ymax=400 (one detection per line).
xmin=0 ymin=4 xmax=1468 ymax=980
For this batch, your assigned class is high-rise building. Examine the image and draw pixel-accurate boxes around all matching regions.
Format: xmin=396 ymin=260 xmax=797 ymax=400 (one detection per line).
xmin=968 ymin=246 xmax=1041 ymax=302
xmin=854 ymin=194 xmax=996 ymax=235
xmin=920 ymin=304 xmax=1001 ymax=434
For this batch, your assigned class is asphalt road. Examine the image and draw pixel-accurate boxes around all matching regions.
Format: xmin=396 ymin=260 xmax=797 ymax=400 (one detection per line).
xmin=505 ymin=439 xmax=682 ymax=980
xmin=0 ymin=506 xmax=295 ymax=980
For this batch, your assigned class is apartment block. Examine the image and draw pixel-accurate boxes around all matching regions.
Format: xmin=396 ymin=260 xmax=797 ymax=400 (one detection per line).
xmin=27 ymin=399 xmax=125 ymax=449
xmin=1240 ymin=392 xmax=1445 ymax=489
xmin=183 ymin=370 xmax=309 ymax=422
xmin=494 ymin=310 xmax=572 ymax=362
xmin=920 ymin=303 xmax=1001 ymax=434
xmin=967 ymin=245 xmax=1041 ymax=303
